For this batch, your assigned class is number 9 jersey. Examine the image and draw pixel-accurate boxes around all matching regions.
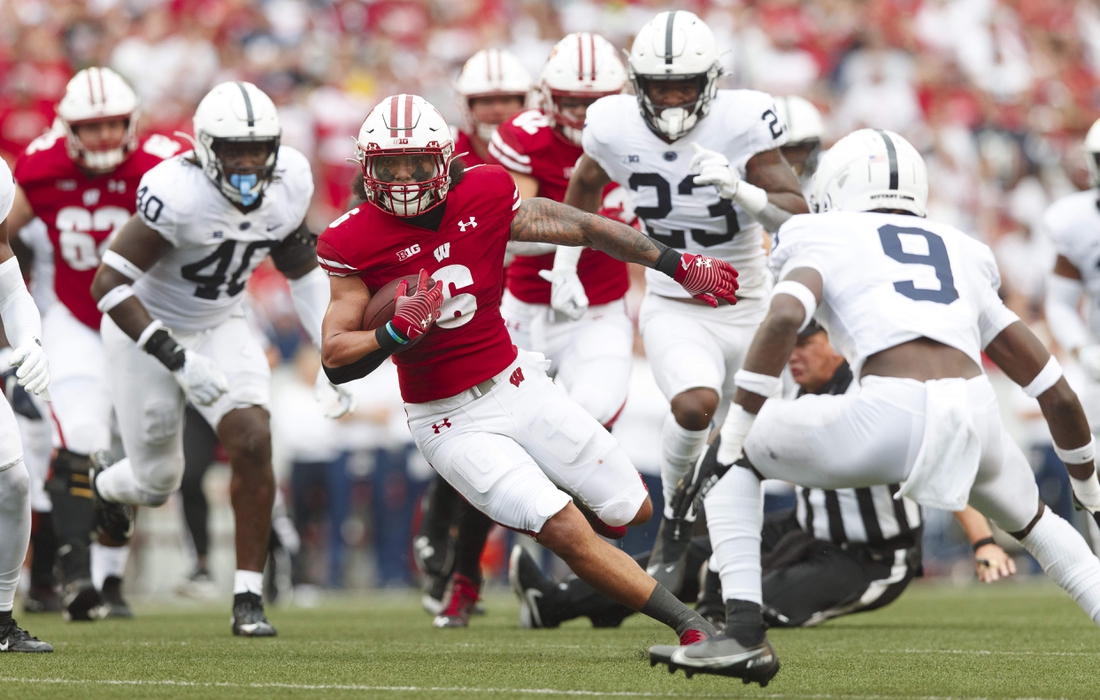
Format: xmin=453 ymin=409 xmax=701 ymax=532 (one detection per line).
xmin=582 ymin=91 xmax=786 ymax=300
xmin=772 ymin=211 xmax=1020 ymax=377
xmin=132 ymin=145 xmax=314 ymax=334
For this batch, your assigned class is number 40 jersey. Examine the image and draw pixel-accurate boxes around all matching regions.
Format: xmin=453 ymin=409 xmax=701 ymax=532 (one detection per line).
xmin=772 ymin=211 xmax=1019 ymax=377
xmin=582 ymin=91 xmax=787 ymax=299
xmin=133 ymin=146 xmax=313 ymax=334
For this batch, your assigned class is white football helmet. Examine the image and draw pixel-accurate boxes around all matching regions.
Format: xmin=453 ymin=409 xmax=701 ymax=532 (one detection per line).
xmin=810 ymin=129 xmax=928 ymax=217
xmin=628 ymin=11 xmax=721 ymax=142
xmin=193 ymin=81 xmax=281 ymax=207
xmin=540 ymin=32 xmax=627 ymax=146
xmin=774 ymin=95 xmax=825 ymax=176
xmin=356 ymin=94 xmax=454 ymax=218
xmin=56 ymin=67 xmax=139 ymax=173
xmin=455 ymin=49 xmax=532 ymax=142
xmin=1085 ymin=118 xmax=1100 ymax=187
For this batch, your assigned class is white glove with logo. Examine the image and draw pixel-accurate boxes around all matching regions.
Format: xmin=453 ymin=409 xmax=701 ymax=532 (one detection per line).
xmin=538 ymin=268 xmax=589 ymax=322
xmin=174 ymin=350 xmax=229 ymax=406
xmin=9 ymin=338 xmax=49 ymax=397
xmin=1079 ymin=344 xmax=1100 ymax=381
xmin=690 ymin=142 xmax=741 ymax=200
xmin=315 ymin=370 xmax=358 ymax=419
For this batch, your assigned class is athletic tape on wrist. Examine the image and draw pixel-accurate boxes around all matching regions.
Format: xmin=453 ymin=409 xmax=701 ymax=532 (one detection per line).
xmin=101 ymin=250 xmax=145 ymax=282
xmin=772 ymin=280 xmax=817 ymax=332
xmin=1054 ymin=437 xmax=1095 ymax=465
xmin=1022 ymin=356 xmax=1063 ymax=398
xmin=732 ymin=181 xmax=769 ymax=215
xmin=1071 ymin=473 xmax=1100 ymax=511
xmin=96 ymin=284 xmax=134 ymax=313
xmin=136 ymin=320 xmax=165 ymax=349
xmin=733 ymin=369 xmax=782 ymax=398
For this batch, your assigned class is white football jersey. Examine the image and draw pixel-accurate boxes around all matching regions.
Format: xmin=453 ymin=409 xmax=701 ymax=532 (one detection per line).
xmin=772 ymin=211 xmax=1019 ymax=377
xmin=583 ymin=91 xmax=788 ymax=299
xmin=134 ymin=146 xmax=313 ymax=334
xmin=1043 ymin=189 xmax=1100 ymax=338
xmin=0 ymin=157 xmax=13 ymax=222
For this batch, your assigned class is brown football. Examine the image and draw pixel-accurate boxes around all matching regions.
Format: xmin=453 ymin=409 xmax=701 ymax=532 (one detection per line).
xmin=362 ymin=274 xmax=427 ymax=331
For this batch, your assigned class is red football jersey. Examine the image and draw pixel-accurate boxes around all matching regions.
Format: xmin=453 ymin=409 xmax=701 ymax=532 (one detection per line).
xmin=15 ymin=131 xmax=184 ymax=330
xmin=488 ymin=108 xmax=629 ymax=306
xmin=453 ymin=129 xmax=487 ymax=167
xmin=317 ymin=164 xmax=520 ymax=403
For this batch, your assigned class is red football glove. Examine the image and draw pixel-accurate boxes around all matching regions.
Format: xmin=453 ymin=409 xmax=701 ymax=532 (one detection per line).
xmin=673 ymin=253 xmax=739 ymax=307
xmin=391 ymin=269 xmax=444 ymax=343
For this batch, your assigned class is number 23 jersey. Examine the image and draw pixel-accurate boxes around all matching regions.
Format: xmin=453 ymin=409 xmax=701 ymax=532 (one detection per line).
xmin=772 ymin=211 xmax=1019 ymax=377
xmin=133 ymin=146 xmax=313 ymax=334
xmin=583 ymin=91 xmax=787 ymax=300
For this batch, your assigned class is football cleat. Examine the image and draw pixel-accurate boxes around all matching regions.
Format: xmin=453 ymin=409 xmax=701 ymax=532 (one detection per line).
xmin=231 ymin=592 xmax=277 ymax=637
xmin=97 ymin=576 xmax=133 ymax=619
xmin=421 ymin=573 xmax=448 ymax=615
xmin=0 ymin=619 xmax=53 ymax=652
xmin=432 ymin=573 xmax=480 ymax=628
xmin=177 ymin=567 xmax=220 ymax=600
xmin=90 ymin=451 xmax=135 ymax=545
xmin=24 ymin=584 xmax=62 ymax=614
xmin=414 ymin=531 xmax=456 ymax=615
xmin=508 ymin=545 xmax=559 ymax=629
xmin=649 ymin=633 xmax=779 ymax=686
xmin=645 ymin=517 xmax=693 ymax=595
xmin=61 ymin=578 xmax=101 ymax=621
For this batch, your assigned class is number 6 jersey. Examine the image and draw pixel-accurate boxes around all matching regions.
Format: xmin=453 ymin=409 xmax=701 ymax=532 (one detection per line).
xmin=582 ymin=91 xmax=787 ymax=300
xmin=771 ymin=211 xmax=1019 ymax=377
xmin=133 ymin=145 xmax=313 ymax=334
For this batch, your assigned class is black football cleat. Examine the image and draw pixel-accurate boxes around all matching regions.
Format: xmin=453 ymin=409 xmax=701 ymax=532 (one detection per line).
xmin=508 ymin=545 xmax=559 ymax=629
xmin=432 ymin=574 xmax=480 ymax=628
xmin=98 ymin=576 xmax=133 ymax=619
xmin=90 ymin=452 xmax=135 ymax=545
xmin=649 ymin=633 xmax=779 ymax=686
xmin=24 ymin=584 xmax=62 ymax=614
xmin=645 ymin=517 xmax=693 ymax=595
xmin=0 ymin=619 xmax=53 ymax=652
xmin=62 ymin=578 xmax=101 ymax=621
xmin=414 ymin=533 xmax=455 ymax=615
xmin=231 ymin=592 xmax=277 ymax=637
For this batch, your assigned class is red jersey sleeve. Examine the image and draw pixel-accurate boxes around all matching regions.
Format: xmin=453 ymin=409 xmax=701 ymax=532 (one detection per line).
xmin=487 ymin=110 xmax=554 ymax=175
xmin=317 ymin=209 xmax=363 ymax=277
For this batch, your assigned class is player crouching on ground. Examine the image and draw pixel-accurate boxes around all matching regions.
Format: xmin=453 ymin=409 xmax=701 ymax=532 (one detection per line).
xmin=649 ymin=129 xmax=1100 ymax=685
xmin=319 ymin=94 xmax=739 ymax=649
xmin=88 ymin=81 xmax=355 ymax=637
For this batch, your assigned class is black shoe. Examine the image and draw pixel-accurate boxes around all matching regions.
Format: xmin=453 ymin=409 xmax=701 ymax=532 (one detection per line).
xmin=24 ymin=584 xmax=62 ymax=613
xmin=646 ymin=517 xmax=693 ymax=595
xmin=649 ymin=633 xmax=779 ymax=686
xmin=695 ymin=568 xmax=726 ymax=633
xmin=90 ymin=452 xmax=134 ymax=545
xmin=414 ymin=531 xmax=454 ymax=615
xmin=232 ymin=592 xmax=276 ymax=637
xmin=0 ymin=619 xmax=53 ymax=652
xmin=98 ymin=576 xmax=133 ymax=619
xmin=508 ymin=545 xmax=559 ymax=629
xmin=62 ymin=578 xmax=101 ymax=621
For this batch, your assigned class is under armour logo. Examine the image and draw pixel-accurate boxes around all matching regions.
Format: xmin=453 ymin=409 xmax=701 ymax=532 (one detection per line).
xmin=509 ymin=368 xmax=525 ymax=388
xmin=457 ymin=217 xmax=477 ymax=232
xmin=432 ymin=418 xmax=452 ymax=433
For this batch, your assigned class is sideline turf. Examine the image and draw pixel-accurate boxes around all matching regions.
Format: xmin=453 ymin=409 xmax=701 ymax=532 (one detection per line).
xmin=3 ymin=581 xmax=1097 ymax=699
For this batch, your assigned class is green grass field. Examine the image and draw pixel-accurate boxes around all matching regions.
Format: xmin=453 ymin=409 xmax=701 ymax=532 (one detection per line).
xmin=3 ymin=580 xmax=1098 ymax=700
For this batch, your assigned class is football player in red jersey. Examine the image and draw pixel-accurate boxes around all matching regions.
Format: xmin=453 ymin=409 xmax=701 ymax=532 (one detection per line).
xmin=319 ymin=94 xmax=738 ymax=648
xmin=7 ymin=67 xmax=183 ymax=621
xmin=424 ymin=33 xmax=634 ymax=628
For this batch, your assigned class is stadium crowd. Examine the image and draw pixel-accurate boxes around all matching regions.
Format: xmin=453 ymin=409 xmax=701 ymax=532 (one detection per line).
xmin=4 ymin=0 xmax=1100 ymax=595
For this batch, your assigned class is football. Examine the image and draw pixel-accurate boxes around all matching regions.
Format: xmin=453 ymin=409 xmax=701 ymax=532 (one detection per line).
xmin=362 ymin=274 xmax=428 ymax=331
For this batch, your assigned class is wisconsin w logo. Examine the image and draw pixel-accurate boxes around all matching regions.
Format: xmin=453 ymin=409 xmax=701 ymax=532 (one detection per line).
xmin=434 ymin=242 xmax=451 ymax=262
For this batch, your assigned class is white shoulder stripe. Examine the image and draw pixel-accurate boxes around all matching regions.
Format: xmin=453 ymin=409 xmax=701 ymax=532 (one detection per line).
xmin=489 ymin=131 xmax=531 ymax=163
xmin=317 ymin=255 xmax=356 ymax=271
xmin=489 ymin=145 xmax=533 ymax=174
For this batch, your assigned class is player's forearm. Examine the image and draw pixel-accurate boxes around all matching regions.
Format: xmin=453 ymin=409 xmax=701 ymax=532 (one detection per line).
xmin=321 ymin=329 xmax=382 ymax=369
xmin=733 ymin=298 xmax=805 ymax=414
xmin=563 ymin=155 xmax=610 ymax=214
xmin=1037 ymin=379 xmax=1094 ymax=479
xmin=513 ymin=198 xmax=661 ymax=267
xmin=954 ymin=506 xmax=994 ymax=544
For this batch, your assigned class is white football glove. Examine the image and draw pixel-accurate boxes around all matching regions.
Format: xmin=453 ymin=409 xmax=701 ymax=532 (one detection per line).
xmin=174 ymin=350 xmax=229 ymax=406
xmin=8 ymin=338 xmax=49 ymax=397
xmin=1079 ymin=344 xmax=1100 ymax=382
xmin=538 ymin=268 xmax=589 ymax=322
xmin=690 ymin=142 xmax=741 ymax=200
xmin=315 ymin=370 xmax=358 ymax=419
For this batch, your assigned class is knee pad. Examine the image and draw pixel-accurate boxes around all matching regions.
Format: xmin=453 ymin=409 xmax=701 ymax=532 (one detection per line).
xmin=60 ymin=421 xmax=112 ymax=457
xmin=143 ymin=402 xmax=182 ymax=444
xmin=0 ymin=459 xmax=30 ymax=501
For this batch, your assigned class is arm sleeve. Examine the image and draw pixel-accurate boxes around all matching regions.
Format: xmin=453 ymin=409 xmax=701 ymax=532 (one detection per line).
xmin=0 ymin=159 xmax=14 ymax=222
xmin=1045 ymin=273 xmax=1089 ymax=352
xmin=0 ymin=256 xmax=41 ymax=349
xmin=287 ymin=266 xmax=328 ymax=348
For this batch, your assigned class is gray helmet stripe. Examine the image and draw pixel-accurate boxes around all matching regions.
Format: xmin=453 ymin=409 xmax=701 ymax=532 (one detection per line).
xmin=664 ymin=11 xmax=676 ymax=65
xmin=235 ymin=81 xmax=255 ymax=128
xmin=874 ymin=129 xmax=898 ymax=190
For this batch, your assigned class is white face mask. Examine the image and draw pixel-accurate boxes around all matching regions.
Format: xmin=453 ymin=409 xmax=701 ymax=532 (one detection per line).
xmin=79 ymin=146 xmax=126 ymax=172
xmin=475 ymin=121 xmax=498 ymax=143
xmin=657 ymin=107 xmax=689 ymax=141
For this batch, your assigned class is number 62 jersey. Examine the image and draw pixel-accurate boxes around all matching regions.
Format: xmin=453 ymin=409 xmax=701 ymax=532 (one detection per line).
xmin=132 ymin=146 xmax=313 ymax=334
xmin=771 ymin=211 xmax=1019 ymax=377
xmin=582 ymin=90 xmax=787 ymax=300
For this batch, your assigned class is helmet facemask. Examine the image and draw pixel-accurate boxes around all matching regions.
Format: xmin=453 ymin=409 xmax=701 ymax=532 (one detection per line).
xmin=630 ymin=68 xmax=718 ymax=142
xmin=466 ymin=93 xmax=527 ymax=142
xmin=358 ymin=144 xmax=452 ymax=218
xmin=201 ymin=135 xmax=280 ymax=207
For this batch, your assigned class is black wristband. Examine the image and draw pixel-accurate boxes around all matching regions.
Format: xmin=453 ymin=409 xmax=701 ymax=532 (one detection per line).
xmin=654 ymin=245 xmax=682 ymax=279
xmin=143 ymin=327 xmax=186 ymax=371
xmin=374 ymin=322 xmax=409 ymax=354
xmin=971 ymin=537 xmax=997 ymax=552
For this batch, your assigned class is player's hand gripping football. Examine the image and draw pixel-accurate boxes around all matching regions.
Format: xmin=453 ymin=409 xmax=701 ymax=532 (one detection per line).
xmin=314 ymin=371 xmax=358 ymax=419
xmin=538 ymin=268 xmax=589 ymax=322
xmin=8 ymin=338 xmax=49 ymax=397
xmin=390 ymin=269 xmax=444 ymax=345
xmin=673 ymin=253 xmax=739 ymax=307
xmin=174 ymin=350 xmax=229 ymax=406
xmin=690 ymin=142 xmax=741 ymax=200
